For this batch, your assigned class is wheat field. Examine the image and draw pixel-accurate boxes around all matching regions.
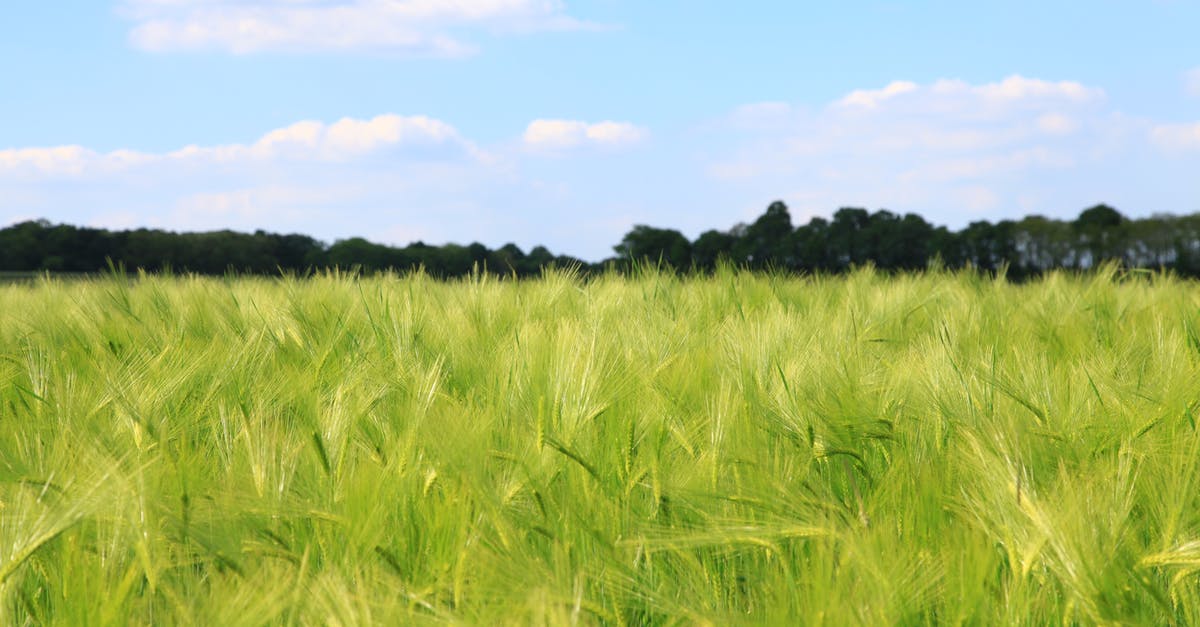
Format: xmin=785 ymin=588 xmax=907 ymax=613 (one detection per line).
xmin=2 ymin=267 xmax=1200 ymax=624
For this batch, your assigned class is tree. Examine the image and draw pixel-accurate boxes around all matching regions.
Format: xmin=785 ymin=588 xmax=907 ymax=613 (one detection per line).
xmin=826 ymin=208 xmax=871 ymax=270
xmin=692 ymin=230 xmax=736 ymax=271
xmin=614 ymin=225 xmax=692 ymax=269
xmin=326 ymin=238 xmax=395 ymax=271
xmin=267 ymin=232 xmax=325 ymax=271
xmin=791 ymin=217 xmax=831 ymax=271
xmin=864 ymin=211 xmax=935 ymax=270
xmin=1073 ymin=204 xmax=1125 ymax=267
xmin=527 ymin=246 xmax=555 ymax=268
xmin=12 ymin=202 xmax=1200 ymax=280
xmin=492 ymin=243 xmax=529 ymax=276
xmin=733 ymin=201 xmax=794 ymax=268
xmin=957 ymin=220 xmax=1017 ymax=273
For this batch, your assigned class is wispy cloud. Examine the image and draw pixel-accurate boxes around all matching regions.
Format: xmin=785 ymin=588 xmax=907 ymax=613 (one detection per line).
xmin=121 ymin=0 xmax=598 ymax=55
xmin=0 ymin=113 xmax=501 ymax=246
xmin=0 ymin=112 xmax=651 ymax=258
xmin=0 ymin=114 xmax=483 ymax=178
xmin=6 ymin=74 xmax=1197 ymax=259
xmin=522 ymin=119 xmax=646 ymax=151
xmin=836 ymin=81 xmax=918 ymax=109
xmin=707 ymin=75 xmax=1192 ymax=223
xmin=1151 ymin=122 xmax=1200 ymax=151
xmin=713 ymin=75 xmax=1109 ymax=181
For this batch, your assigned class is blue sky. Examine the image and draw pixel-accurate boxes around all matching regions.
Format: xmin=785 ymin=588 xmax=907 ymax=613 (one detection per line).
xmin=2 ymin=1 xmax=1198 ymax=260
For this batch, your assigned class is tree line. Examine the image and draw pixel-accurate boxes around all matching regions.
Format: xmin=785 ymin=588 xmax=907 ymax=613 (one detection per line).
xmin=0 ymin=222 xmax=583 ymax=278
xmin=4 ymin=203 xmax=1200 ymax=279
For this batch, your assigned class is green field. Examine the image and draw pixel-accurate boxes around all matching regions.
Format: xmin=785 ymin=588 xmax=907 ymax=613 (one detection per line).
xmin=2 ymin=268 xmax=1200 ymax=624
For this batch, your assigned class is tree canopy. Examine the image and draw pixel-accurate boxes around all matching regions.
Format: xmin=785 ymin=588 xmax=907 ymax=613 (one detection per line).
xmin=4 ymin=203 xmax=1200 ymax=280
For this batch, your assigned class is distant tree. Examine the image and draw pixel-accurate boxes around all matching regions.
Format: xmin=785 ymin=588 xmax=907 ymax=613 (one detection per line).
xmin=863 ymin=211 xmax=936 ymax=270
xmin=1073 ymin=204 xmax=1125 ymax=267
xmin=826 ymin=208 xmax=871 ymax=270
xmin=1121 ymin=215 xmax=1176 ymax=268
xmin=491 ymin=243 xmax=528 ymax=276
xmin=733 ymin=201 xmax=794 ymax=268
xmin=615 ymin=225 xmax=692 ymax=269
xmin=437 ymin=244 xmax=474 ymax=276
xmin=956 ymin=220 xmax=1016 ymax=273
xmin=1075 ymin=204 xmax=1123 ymax=229
xmin=692 ymin=229 xmax=736 ymax=271
xmin=327 ymin=237 xmax=395 ymax=271
xmin=0 ymin=221 xmax=51 ymax=270
xmin=1011 ymin=215 xmax=1076 ymax=274
xmin=400 ymin=242 xmax=437 ymax=274
xmin=527 ymin=245 xmax=555 ymax=268
xmin=791 ymin=217 xmax=831 ymax=271
xmin=1170 ymin=214 xmax=1200 ymax=276
xmin=266 ymin=232 xmax=325 ymax=271
xmin=12 ymin=202 xmax=1200 ymax=280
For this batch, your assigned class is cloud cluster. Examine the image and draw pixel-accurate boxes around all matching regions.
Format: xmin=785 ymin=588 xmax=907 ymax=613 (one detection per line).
xmin=5 ymin=75 xmax=1198 ymax=260
xmin=522 ymin=119 xmax=647 ymax=150
xmin=178 ymin=114 xmax=481 ymax=161
xmin=121 ymin=0 xmax=593 ymax=55
xmin=0 ymin=114 xmax=480 ymax=178
xmin=836 ymin=81 xmax=918 ymax=109
xmin=1151 ymin=122 xmax=1200 ymax=151
xmin=832 ymin=76 xmax=1103 ymax=118
xmin=709 ymin=75 xmax=1141 ymax=218
xmin=0 ymin=113 xmax=648 ymax=259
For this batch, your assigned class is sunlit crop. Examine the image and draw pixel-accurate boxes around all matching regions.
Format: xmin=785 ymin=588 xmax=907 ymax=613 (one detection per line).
xmin=2 ymin=267 xmax=1200 ymax=624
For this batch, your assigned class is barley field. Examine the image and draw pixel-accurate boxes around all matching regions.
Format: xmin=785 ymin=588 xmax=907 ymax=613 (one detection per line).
xmin=2 ymin=267 xmax=1200 ymax=625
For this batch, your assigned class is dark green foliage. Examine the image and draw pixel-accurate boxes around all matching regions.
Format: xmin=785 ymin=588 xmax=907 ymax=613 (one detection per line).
xmin=731 ymin=200 xmax=793 ymax=268
xmin=3 ymin=201 xmax=1198 ymax=279
xmin=691 ymin=229 xmax=736 ymax=271
xmin=614 ymin=225 xmax=693 ymax=269
xmin=0 ymin=221 xmax=587 ymax=278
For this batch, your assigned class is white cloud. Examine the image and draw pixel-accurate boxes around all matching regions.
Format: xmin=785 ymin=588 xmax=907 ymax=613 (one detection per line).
xmin=716 ymin=75 xmax=1104 ymax=180
xmin=0 ymin=146 xmax=157 ymax=177
xmin=0 ymin=112 xmax=648 ymax=260
xmin=837 ymin=81 xmax=917 ymax=108
xmin=706 ymin=75 xmax=1173 ymax=227
xmin=583 ymin=121 xmax=646 ymax=145
xmin=522 ymin=120 xmax=588 ymax=147
xmin=1151 ymin=122 xmax=1200 ymax=150
xmin=210 ymin=114 xmax=478 ymax=161
xmin=523 ymin=119 xmax=646 ymax=150
xmin=1035 ymin=112 xmax=1080 ymax=135
xmin=968 ymin=75 xmax=1100 ymax=103
xmin=121 ymin=0 xmax=596 ymax=55
xmin=834 ymin=77 xmax=1101 ymax=115
xmin=0 ymin=114 xmax=481 ymax=178
xmin=6 ymin=74 xmax=1197 ymax=262
xmin=164 ymin=185 xmax=358 ymax=231
xmin=0 ymin=146 xmax=93 ymax=176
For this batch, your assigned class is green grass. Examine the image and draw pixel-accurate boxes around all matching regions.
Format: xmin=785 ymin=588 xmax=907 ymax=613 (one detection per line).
xmin=2 ymin=266 xmax=1200 ymax=625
